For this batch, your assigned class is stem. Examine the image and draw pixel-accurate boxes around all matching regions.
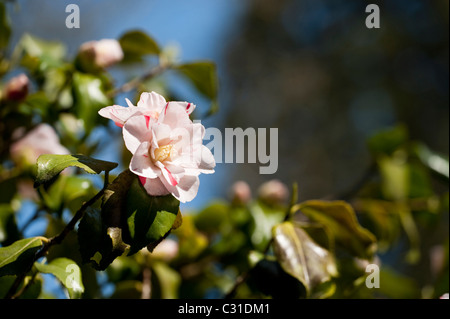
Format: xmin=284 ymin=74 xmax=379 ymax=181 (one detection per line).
xmin=107 ymin=64 xmax=170 ymax=98
xmin=141 ymin=268 xmax=152 ymax=299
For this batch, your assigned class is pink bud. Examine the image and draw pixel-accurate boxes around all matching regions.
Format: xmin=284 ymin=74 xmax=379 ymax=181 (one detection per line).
xmin=440 ymin=293 xmax=449 ymax=299
xmin=229 ymin=181 xmax=252 ymax=205
xmin=10 ymin=124 xmax=70 ymax=166
xmin=79 ymin=39 xmax=124 ymax=69
xmin=4 ymin=74 xmax=29 ymax=101
xmin=257 ymin=179 xmax=289 ymax=205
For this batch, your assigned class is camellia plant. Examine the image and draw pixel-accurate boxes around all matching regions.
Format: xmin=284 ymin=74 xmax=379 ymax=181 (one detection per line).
xmin=0 ymin=2 xmax=448 ymax=300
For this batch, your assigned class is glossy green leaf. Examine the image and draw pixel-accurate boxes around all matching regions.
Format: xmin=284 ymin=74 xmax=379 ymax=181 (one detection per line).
xmin=296 ymin=200 xmax=377 ymax=259
xmin=34 ymin=154 xmax=117 ymax=187
xmin=34 ymin=258 xmax=84 ymax=299
xmin=72 ymin=72 xmax=111 ymax=133
xmin=0 ymin=237 xmax=45 ymax=277
xmin=0 ymin=3 xmax=11 ymax=50
xmin=272 ymin=222 xmax=337 ymax=297
xmin=119 ymin=30 xmax=160 ymax=62
xmin=125 ymin=176 xmax=180 ymax=254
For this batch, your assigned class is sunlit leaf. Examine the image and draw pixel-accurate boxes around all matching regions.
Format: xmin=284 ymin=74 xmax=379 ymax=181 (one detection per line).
xmin=0 ymin=237 xmax=45 ymax=277
xmin=413 ymin=142 xmax=449 ymax=180
xmin=34 ymin=154 xmax=117 ymax=187
xmin=34 ymin=258 xmax=84 ymax=299
xmin=72 ymin=72 xmax=111 ymax=133
xmin=272 ymin=222 xmax=337 ymax=297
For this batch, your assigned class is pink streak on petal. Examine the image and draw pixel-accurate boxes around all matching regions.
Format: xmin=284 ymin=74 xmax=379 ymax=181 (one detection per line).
xmin=186 ymin=103 xmax=191 ymax=113
xmin=144 ymin=115 xmax=151 ymax=129
xmin=165 ymin=167 xmax=178 ymax=186
xmin=114 ymin=122 xmax=124 ymax=128
xmin=164 ymin=102 xmax=169 ymax=115
xmin=139 ymin=176 xmax=147 ymax=186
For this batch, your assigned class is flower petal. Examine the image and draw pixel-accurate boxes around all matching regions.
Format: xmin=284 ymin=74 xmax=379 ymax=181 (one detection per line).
xmin=130 ymin=142 xmax=161 ymax=179
xmin=137 ymin=91 xmax=167 ymax=112
xmin=141 ymin=177 xmax=170 ymax=196
xmin=158 ymin=173 xmax=200 ymax=203
xmin=123 ymin=115 xmax=154 ymax=154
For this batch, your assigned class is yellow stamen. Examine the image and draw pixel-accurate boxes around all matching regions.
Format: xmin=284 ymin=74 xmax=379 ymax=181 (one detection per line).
xmin=152 ymin=145 xmax=175 ymax=163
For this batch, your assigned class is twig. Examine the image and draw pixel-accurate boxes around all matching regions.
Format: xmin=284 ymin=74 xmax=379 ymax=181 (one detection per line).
xmin=106 ymin=64 xmax=169 ymax=98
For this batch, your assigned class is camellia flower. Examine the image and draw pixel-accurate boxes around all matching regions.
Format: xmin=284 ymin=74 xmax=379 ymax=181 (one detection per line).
xmin=98 ymin=91 xmax=195 ymax=128
xmin=10 ymin=123 xmax=70 ymax=166
xmin=99 ymin=92 xmax=213 ymax=203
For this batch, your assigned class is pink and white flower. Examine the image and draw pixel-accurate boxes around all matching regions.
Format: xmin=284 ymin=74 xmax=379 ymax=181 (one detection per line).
xmin=99 ymin=92 xmax=213 ymax=203
xmin=98 ymin=91 xmax=195 ymax=128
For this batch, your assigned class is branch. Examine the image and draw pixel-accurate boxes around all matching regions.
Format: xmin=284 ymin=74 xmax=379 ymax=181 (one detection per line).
xmin=106 ymin=64 xmax=169 ymax=98
xmin=5 ymin=172 xmax=110 ymax=299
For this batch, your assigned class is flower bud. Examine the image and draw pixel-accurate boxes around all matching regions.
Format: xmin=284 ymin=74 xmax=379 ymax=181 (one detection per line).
xmin=150 ymin=239 xmax=179 ymax=262
xmin=3 ymin=74 xmax=29 ymax=101
xmin=10 ymin=124 xmax=70 ymax=167
xmin=257 ymin=179 xmax=289 ymax=205
xmin=78 ymin=39 xmax=124 ymax=70
xmin=229 ymin=181 xmax=251 ymax=205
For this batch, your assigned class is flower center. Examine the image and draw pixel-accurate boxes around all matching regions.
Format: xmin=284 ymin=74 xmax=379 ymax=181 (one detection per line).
xmin=152 ymin=144 xmax=175 ymax=163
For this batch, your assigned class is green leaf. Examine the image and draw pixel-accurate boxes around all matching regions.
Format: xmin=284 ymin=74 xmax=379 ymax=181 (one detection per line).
xmin=34 ymin=154 xmax=118 ymax=187
xmin=151 ymin=261 xmax=181 ymax=299
xmin=119 ymin=30 xmax=160 ymax=62
xmin=72 ymin=72 xmax=111 ymax=133
xmin=367 ymin=125 xmax=408 ymax=156
xmin=194 ymin=200 xmax=229 ymax=234
xmin=176 ymin=61 xmax=217 ymax=99
xmin=0 ymin=237 xmax=45 ymax=277
xmin=19 ymin=33 xmax=66 ymax=72
xmin=296 ymin=200 xmax=377 ymax=259
xmin=125 ymin=176 xmax=180 ymax=254
xmin=175 ymin=61 xmax=219 ymax=115
xmin=413 ymin=142 xmax=449 ymax=180
xmin=249 ymin=201 xmax=285 ymax=251
xmin=78 ymin=208 xmax=126 ymax=271
xmin=272 ymin=222 xmax=337 ymax=298
xmin=34 ymin=258 xmax=84 ymax=299
xmin=0 ymin=2 xmax=11 ymax=50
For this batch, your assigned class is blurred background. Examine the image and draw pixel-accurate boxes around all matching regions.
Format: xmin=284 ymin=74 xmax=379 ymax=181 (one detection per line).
xmin=2 ymin=0 xmax=448 ymax=299
xmin=7 ymin=0 xmax=449 ymax=207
